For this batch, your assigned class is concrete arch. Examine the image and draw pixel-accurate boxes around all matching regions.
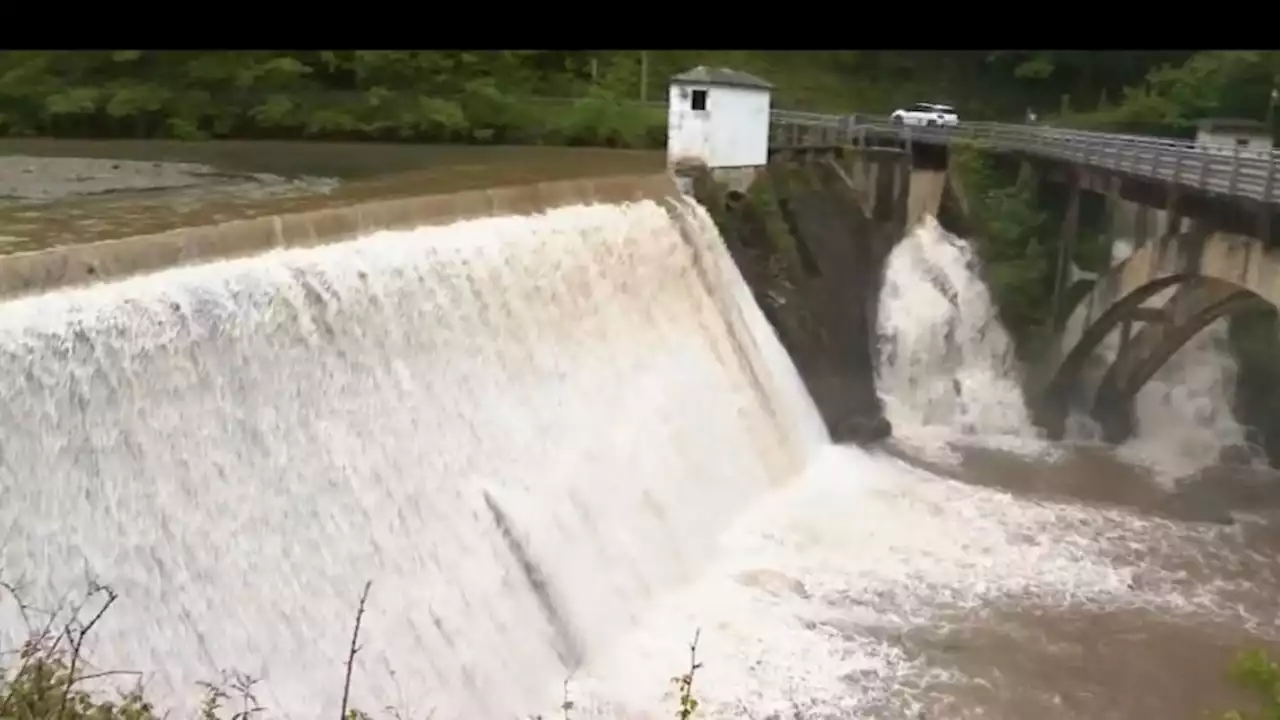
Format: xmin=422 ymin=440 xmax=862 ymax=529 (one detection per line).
xmin=1090 ymin=278 xmax=1268 ymax=443
xmin=1038 ymin=227 xmax=1280 ymax=437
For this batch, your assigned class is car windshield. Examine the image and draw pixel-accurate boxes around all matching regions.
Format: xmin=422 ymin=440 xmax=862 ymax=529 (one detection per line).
xmin=909 ymin=103 xmax=956 ymax=114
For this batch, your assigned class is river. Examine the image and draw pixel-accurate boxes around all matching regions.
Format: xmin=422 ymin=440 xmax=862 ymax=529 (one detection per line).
xmin=0 ymin=144 xmax=1275 ymax=719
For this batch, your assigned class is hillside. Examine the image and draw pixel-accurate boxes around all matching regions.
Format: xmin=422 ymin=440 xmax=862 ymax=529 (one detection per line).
xmin=2 ymin=51 xmax=1275 ymax=145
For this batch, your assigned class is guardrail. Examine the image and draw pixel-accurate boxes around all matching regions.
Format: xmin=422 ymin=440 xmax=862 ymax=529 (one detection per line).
xmin=766 ymin=109 xmax=1280 ymax=205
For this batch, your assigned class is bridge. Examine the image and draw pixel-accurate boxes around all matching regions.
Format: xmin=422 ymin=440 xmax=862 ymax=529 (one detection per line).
xmin=762 ymin=108 xmax=1280 ymax=442
xmin=767 ymin=109 xmax=1280 ymax=210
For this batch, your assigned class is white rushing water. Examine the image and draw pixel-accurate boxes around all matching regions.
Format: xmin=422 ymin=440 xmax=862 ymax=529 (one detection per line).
xmin=1 ymin=200 xmax=1273 ymax=720
xmin=874 ymin=217 xmax=1047 ymax=462
xmin=1066 ymin=239 xmax=1254 ymax=478
xmin=564 ymin=216 xmax=1276 ymax=717
xmin=0 ymin=196 xmax=822 ymax=718
xmin=874 ymin=221 xmax=1251 ymax=477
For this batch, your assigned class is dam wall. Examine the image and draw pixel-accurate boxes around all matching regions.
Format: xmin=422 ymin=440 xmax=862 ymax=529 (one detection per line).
xmin=0 ymin=174 xmax=678 ymax=299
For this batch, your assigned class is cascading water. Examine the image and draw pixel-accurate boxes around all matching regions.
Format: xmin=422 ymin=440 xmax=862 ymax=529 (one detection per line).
xmin=1066 ymin=238 xmax=1255 ymax=478
xmin=3 ymin=190 xmax=1277 ymax=720
xmin=875 ymin=217 xmax=1043 ymax=458
xmin=875 ymin=220 xmax=1251 ymax=477
xmin=0 ymin=194 xmax=822 ymax=718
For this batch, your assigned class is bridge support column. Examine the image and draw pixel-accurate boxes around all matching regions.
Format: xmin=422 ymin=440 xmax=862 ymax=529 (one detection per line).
xmin=1050 ymin=172 xmax=1082 ymax=335
xmin=1096 ymin=317 xmax=1141 ymax=444
xmin=1117 ymin=317 xmax=1133 ymax=356
xmin=1104 ymin=176 xmax=1122 ymax=264
xmin=1166 ymin=184 xmax=1184 ymax=236
xmin=1097 ymin=396 xmax=1137 ymax=444
xmin=1134 ymin=204 xmax=1150 ymax=248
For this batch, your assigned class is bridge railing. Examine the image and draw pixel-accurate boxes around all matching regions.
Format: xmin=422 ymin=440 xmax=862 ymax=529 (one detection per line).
xmin=767 ymin=109 xmax=1280 ymax=204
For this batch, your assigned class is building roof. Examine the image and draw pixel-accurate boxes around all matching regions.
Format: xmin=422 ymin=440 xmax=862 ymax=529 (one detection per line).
xmin=1196 ymin=117 xmax=1271 ymax=135
xmin=670 ymin=66 xmax=773 ymax=90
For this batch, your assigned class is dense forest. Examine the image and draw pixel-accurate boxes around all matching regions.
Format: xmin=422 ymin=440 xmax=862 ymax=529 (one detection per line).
xmin=2 ymin=51 xmax=1279 ymax=145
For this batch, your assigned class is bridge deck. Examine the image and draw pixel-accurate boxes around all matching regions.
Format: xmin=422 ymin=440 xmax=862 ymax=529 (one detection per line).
xmin=769 ymin=110 xmax=1280 ymax=205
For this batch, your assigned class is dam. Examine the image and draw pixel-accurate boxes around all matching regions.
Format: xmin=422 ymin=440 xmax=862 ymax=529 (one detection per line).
xmin=0 ymin=65 xmax=1278 ymax=717
xmin=0 ymin=162 xmax=1275 ymax=718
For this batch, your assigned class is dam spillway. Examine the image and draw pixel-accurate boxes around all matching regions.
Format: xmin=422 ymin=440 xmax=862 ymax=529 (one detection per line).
xmin=0 ymin=176 xmax=824 ymax=717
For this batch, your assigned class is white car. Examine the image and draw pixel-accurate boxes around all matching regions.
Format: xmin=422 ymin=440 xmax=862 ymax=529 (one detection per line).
xmin=890 ymin=102 xmax=960 ymax=128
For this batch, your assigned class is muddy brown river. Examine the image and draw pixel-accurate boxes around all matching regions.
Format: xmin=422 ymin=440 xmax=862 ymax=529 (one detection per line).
xmin=0 ymin=139 xmax=663 ymax=253
xmin=910 ymin=442 xmax=1280 ymax=719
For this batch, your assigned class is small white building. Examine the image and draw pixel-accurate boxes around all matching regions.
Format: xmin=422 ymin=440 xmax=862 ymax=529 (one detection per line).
xmin=666 ymin=66 xmax=773 ymax=173
xmin=1195 ymin=117 xmax=1274 ymax=153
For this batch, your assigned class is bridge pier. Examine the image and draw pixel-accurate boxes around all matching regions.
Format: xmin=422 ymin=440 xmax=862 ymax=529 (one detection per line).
xmin=1090 ymin=280 xmax=1268 ymax=444
xmin=1259 ymin=200 xmax=1272 ymax=246
xmin=1133 ymin=203 xmax=1150 ymax=248
xmin=1096 ymin=394 xmax=1138 ymax=444
xmin=1050 ymin=171 xmax=1082 ymax=336
xmin=1166 ymin=184 xmax=1184 ymax=236
xmin=1117 ymin=316 xmax=1133 ymax=356
xmin=1104 ymin=175 xmax=1122 ymax=242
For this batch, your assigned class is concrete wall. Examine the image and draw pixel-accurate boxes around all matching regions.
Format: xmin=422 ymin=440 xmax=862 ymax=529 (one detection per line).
xmin=1107 ymin=198 xmax=1187 ymax=255
xmin=668 ymin=83 xmax=770 ymax=169
xmin=0 ymin=174 xmax=679 ymax=301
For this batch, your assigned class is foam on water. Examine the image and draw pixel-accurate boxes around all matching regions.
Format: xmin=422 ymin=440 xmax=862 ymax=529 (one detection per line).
xmin=0 ymin=196 xmax=820 ymax=718
xmin=565 ymin=443 xmax=1278 ymax=717
xmin=564 ymin=219 xmax=1277 ymax=718
xmin=875 ymin=217 xmax=1049 ymax=462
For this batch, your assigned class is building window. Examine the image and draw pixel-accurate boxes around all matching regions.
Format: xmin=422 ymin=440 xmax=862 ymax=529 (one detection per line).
xmin=1237 ymin=137 xmax=1251 ymax=148
xmin=691 ymin=89 xmax=707 ymax=111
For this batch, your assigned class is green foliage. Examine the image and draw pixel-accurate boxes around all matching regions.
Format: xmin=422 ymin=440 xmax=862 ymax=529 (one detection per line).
xmin=1 ymin=577 xmax=708 ymax=720
xmin=668 ymin=630 xmax=703 ymax=720
xmin=1224 ymin=648 xmax=1280 ymax=720
xmin=0 ymin=51 xmax=666 ymax=148
xmin=948 ymin=143 xmax=1051 ymax=352
xmin=1053 ymin=51 xmax=1280 ymax=135
xmin=2 ymin=653 xmax=156 ymax=719
xmin=550 ymin=89 xmax=665 ymax=148
xmin=746 ymin=173 xmax=805 ymax=284
xmin=5 ymin=50 xmax=1266 ymax=146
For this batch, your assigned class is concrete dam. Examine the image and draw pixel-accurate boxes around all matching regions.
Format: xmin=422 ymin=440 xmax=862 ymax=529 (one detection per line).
xmin=1 ymin=151 xmax=1276 ymax=720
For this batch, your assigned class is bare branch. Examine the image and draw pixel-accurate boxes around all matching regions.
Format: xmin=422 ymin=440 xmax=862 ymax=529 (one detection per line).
xmin=71 ymin=669 xmax=143 ymax=684
xmin=671 ymin=628 xmax=703 ymax=720
xmin=58 ymin=584 xmax=118 ymax=719
xmin=339 ymin=580 xmax=373 ymax=720
xmin=0 ymin=579 xmax=35 ymax=632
